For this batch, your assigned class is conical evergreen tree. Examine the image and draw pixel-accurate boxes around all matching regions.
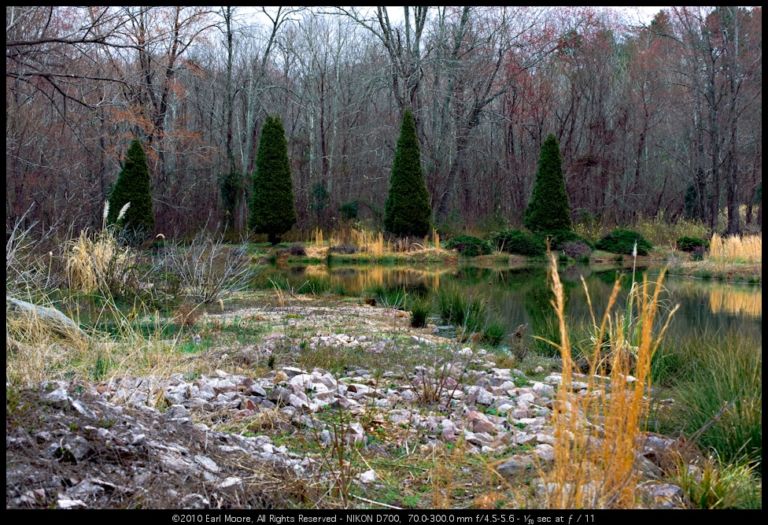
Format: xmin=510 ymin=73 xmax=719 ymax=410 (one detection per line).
xmin=384 ymin=109 xmax=432 ymax=237
xmin=249 ymin=116 xmax=296 ymax=244
xmin=108 ymin=139 xmax=154 ymax=241
xmin=524 ymin=134 xmax=571 ymax=233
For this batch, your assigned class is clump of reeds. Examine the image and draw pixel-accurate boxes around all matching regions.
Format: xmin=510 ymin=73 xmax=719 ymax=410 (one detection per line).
xmin=709 ymin=233 xmax=761 ymax=263
xmin=65 ymin=201 xmax=135 ymax=294
xmin=540 ymin=251 xmax=678 ymax=508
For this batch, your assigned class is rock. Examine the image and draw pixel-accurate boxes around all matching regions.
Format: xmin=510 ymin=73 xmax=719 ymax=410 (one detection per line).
xmin=289 ymin=374 xmax=315 ymax=391
xmin=358 ymin=469 xmax=377 ymax=484
xmin=532 ymin=382 xmax=555 ymax=397
xmin=400 ymin=390 xmax=417 ymax=403
xmin=70 ymin=399 xmax=96 ymax=418
xmin=249 ymin=384 xmax=267 ymax=397
xmin=511 ymin=408 xmax=529 ymax=419
xmin=282 ymin=367 xmax=304 ymax=378
xmin=165 ymin=404 xmax=190 ymax=420
xmin=179 ymin=494 xmax=210 ymax=508
xmin=44 ymin=387 xmax=69 ymax=407
xmin=638 ymin=482 xmax=685 ymax=509
xmin=496 ymin=403 xmax=515 ymax=415
xmin=467 ymin=411 xmax=497 ymax=434
xmin=468 ymin=386 xmax=494 ymax=406
xmin=194 ymin=455 xmax=220 ymax=473
xmin=464 ymin=430 xmax=493 ymax=447
xmin=347 ymin=422 xmax=365 ymax=445
xmin=534 ymin=443 xmax=555 ymax=462
xmin=217 ymin=477 xmax=243 ymax=490
xmin=57 ymin=497 xmax=87 ymax=509
xmin=440 ymin=419 xmax=457 ymax=441
xmin=68 ymin=479 xmax=105 ymax=498
xmin=288 ymin=393 xmax=310 ymax=410
xmin=346 ymin=383 xmax=371 ymax=396
xmin=517 ymin=392 xmax=536 ymax=406
xmin=458 ymin=347 xmax=473 ymax=356
xmin=496 ymin=456 xmax=534 ymax=478
xmin=535 ymin=433 xmax=554 ymax=445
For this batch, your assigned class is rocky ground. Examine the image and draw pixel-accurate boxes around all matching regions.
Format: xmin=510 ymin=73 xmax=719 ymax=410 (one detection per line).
xmin=6 ymin=300 xmax=692 ymax=509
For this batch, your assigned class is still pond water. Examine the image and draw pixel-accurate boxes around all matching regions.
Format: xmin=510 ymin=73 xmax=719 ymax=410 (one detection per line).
xmin=261 ymin=263 xmax=761 ymax=352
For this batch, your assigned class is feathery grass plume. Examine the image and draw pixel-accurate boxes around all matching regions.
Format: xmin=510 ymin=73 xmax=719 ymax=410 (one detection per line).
xmin=708 ymin=233 xmax=761 ymax=263
xmin=116 ymin=202 xmax=131 ymax=223
xmin=540 ymin=251 xmax=678 ymax=508
xmin=102 ymin=200 xmax=110 ymax=229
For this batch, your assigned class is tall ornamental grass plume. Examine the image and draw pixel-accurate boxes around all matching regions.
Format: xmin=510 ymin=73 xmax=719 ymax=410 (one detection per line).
xmin=708 ymin=233 xmax=761 ymax=263
xmin=66 ymin=201 xmax=136 ymax=294
xmin=538 ymin=251 xmax=678 ymax=508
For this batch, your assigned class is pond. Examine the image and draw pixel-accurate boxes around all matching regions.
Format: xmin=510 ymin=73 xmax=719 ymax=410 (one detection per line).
xmin=254 ymin=263 xmax=762 ymax=359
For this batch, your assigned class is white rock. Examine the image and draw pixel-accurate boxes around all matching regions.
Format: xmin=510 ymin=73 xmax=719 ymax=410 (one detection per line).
xmin=57 ymin=497 xmax=87 ymax=509
xmin=532 ymin=382 xmax=555 ymax=397
xmin=358 ymin=469 xmax=377 ymax=484
xmin=194 ymin=455 xmax=221 ymax=473
xmin=535 ymin=443 xmax=555 ymax=462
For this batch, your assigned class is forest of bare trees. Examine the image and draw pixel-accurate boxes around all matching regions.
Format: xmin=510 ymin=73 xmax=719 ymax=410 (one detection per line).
xmin=5 ymin=6 xmax=762 ymax=238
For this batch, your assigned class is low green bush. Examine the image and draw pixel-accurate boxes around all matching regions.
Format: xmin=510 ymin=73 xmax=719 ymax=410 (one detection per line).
xmin=489 ymin=230 xmax=545 ymax=256
xmin=482 ymin=321 xmax=506 ymax=347
xmin=676 ymin=236 xmax=709 ymax=253
xmin=444 ymin=235 xmax=492 ymax=257
xmin=595 ymin=229 xmax=653 ymax=255
xmin=543 ymin=229 xmax=594 ymax=250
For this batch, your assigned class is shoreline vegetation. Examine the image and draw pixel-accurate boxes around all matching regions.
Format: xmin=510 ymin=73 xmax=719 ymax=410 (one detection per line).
xmin=6 ymin=215 xmax=762 ymax=510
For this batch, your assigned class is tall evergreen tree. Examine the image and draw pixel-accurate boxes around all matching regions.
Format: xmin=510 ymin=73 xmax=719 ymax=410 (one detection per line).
xmin=249 ymin=116 xmax=296 ymax=244
xmin=384 ymin=109 xmax=432 ymax=237
xmin=524 ymin=134 xmax=571 ymax=233
xmin=108 ymin=139 xmax=154 ymax=241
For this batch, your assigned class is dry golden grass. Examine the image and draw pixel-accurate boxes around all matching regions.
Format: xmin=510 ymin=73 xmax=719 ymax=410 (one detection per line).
xmin=540 ymin=253 xmax=678 ymax=508
xmin=65 ymin=229 xmax=135 ymax=293
xmin=709 ymin=234 xmax=761 ymax=263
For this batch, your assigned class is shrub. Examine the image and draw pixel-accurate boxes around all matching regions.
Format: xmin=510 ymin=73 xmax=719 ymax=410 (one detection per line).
xmin=444 ymin=235 xmax=491 ymax=257
xmin=108 ymin=139 xmax=154 ymax=242
xmin=249 ymin=116 xmax=297 ymax=244
xmin=544 ymin=229 xmax=593 ymax=250
xmin=561 ymin=240 xmax=592 ymax=260
xmin=384 ymin=109 xmax=432 ymax=237
xmin=156 ymin=232 xmax=252 ymax=303
xmin=339 ymin=201 xmax=359 ymax=222
xmin=524 ymin=134 xmax=571 ymax=233
xmin=489 ymin=230 xmax=544 ymax=256
xmin=410 ymin=299 xmax=430 ymax=328
xmin=595 ymin=229 xmax=653 ymax=255
xmin=677 ymin=236 xmax=709 ymax=253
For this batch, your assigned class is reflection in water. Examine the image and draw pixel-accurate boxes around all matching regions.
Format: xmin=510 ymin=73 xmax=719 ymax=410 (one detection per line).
xmin=708 ymin=287 xmax=762 ymax=318
xmin=266 ymin=264 xmax=761 ymax=347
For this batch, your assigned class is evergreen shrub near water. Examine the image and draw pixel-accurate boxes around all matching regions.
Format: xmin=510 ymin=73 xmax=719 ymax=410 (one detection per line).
xmin=444 ymin=235 xmax=492 ymax=257
xmin=595 ymin=229 xmax=653 ymax=255
xmin=384 ymin=109 xmax=432 ymax=237
xmin=249 ymin=116 xmax=297 ymax=244
xmin=108 ymin=139 xmax=154 ymax=242
xmin=676 ymin=236 xmax=709 ymax=253
xmin=489 ymin=230 xmax=544 ymax=256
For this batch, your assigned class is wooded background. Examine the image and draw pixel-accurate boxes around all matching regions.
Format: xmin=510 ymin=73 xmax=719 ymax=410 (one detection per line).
xmin=6 ymin=6 xmax=762 ymax=237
